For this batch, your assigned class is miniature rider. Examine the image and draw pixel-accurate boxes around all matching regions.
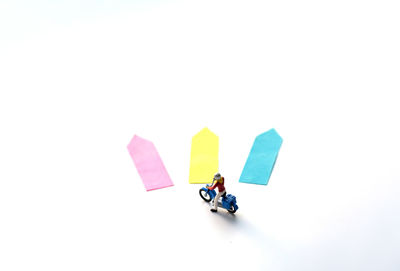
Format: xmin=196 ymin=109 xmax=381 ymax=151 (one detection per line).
xmin=207 ymin=172 xmax=226 ymax=212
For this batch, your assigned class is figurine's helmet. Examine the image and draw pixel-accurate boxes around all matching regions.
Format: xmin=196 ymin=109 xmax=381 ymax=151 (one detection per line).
xmin=214 ymin=172 xmax=221 ymax=181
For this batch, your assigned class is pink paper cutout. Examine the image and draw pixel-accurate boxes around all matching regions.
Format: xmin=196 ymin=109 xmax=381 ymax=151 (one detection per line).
xmin=127 ymin=135 xmax=174 ymax=191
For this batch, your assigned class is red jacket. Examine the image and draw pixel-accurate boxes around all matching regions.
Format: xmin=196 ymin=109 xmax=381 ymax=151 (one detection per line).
xmin=208 ymin=177 xmax=225 ymax=193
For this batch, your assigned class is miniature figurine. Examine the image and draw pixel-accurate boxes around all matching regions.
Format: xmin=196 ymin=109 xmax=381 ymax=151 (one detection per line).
xmin=207 ymin=173 xmax=226 ymax=212
xmin=198 ymin=173 xmax=239 ymax=213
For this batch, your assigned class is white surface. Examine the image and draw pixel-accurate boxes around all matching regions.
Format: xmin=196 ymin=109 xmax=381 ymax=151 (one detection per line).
xmin=1 ymin=1 xmax=400 ymax=270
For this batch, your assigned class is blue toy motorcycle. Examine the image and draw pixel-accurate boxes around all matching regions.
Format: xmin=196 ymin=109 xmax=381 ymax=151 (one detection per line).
xmin=199 ymin=184 xmax=239 ymax=213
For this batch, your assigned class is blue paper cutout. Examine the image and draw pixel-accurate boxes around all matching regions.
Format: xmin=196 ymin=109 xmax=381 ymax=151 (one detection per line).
xmin=239 ymin=128 xmax=283 ymax=185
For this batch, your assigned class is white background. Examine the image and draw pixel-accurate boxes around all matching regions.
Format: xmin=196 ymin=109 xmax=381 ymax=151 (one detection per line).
xmin=1 ymin=0 xmax=399 ymax=270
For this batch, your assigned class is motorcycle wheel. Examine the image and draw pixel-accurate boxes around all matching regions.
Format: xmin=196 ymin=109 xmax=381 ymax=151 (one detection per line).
xmin=199 ymin=189 xmax=212 ymax=202
xmin=228 ymin=205 xmax=237 ymax=214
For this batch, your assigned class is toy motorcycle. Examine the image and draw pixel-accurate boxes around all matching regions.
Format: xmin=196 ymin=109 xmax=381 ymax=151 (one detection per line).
xmin=199 ymin=184 xmax=239 ymax=213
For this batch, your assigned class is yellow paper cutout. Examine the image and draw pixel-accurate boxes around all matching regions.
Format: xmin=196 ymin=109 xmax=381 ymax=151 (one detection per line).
xmin=189 ymin=127 xmax=219 ymax=184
